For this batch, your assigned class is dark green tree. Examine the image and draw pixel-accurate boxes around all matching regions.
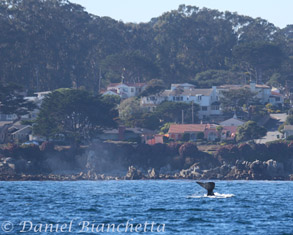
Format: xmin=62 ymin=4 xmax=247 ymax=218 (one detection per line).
xmin=236 ymin=121 xmax=267 ymax=142
xmin=154 ymin=101 xmax=199 ymax=123
xmin=0 ymin=84 xmax=36 ymax=122
xmin=33 ymin=89 xmax=117 ymax=145
xmin=232 ymin=42 xmax=285 ymax=82
xmin=220 ymin=88 xmax=258 ymax=113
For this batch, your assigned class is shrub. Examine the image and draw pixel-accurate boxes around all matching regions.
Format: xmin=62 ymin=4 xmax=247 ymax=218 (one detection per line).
xmin=149 ymin=143 xmax=169 ymax=168
xmin=170 ymin=156 xmax=184 ymax=170
xmin=40 ymin=141 xmax=55 ymax=152
xmin=182 ymin=133 xmax=190 ymax=142
xmin=197 ymin=132 xmax=204 ymax=140
xmin=167 ymin=142 xmax=182 ymax=156
xmin=179 ymin=142 xmax=198 ymax=158
xmin=216 ymin=144 xmax=239 ymax=164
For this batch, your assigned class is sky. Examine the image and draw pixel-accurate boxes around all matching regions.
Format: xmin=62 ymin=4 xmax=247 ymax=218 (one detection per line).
xmin=70 ymin=0 xmax=292 ymax=28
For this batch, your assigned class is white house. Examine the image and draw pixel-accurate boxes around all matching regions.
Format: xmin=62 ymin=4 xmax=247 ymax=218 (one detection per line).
xmin=217 ymin=82 xmax=283 ymax=106
xmin=103 ymin=83 xmax=146 ymax=99
xmin=141 ymin=85 xmax=221 ymax=119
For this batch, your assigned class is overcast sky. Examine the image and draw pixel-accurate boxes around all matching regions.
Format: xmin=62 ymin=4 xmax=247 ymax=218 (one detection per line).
xmin=70 ymin=0 xmax=292 ymax=28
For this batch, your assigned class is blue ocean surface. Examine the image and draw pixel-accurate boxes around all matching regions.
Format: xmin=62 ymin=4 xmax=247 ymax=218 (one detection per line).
xmin=0 ymin=180 xmax=292 ymax=235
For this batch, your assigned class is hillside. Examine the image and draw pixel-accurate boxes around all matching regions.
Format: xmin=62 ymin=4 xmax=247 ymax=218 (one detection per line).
xmin=0 ymin=0 xmax=292 ymax=93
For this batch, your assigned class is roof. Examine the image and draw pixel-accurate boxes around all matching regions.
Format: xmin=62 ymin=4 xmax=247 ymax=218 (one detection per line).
xmin=102 ymin=127 xmax=155 ymax=135
xmin=218 ymin=84 xmax=271 ymax=90
xmin=108 ymin=83 xmax=146 ymax=88
xmin=255 ymin=84 xmax=270 ymax=89
xmin=168 ymin=124 xmax=206 ymax=134
xmin=11 ymin=125 xmax=32 ymax=135
xmin=162 ymin=88 xmax=213 ymax=97
xmin=34 ymin=91 xmax=51 ymax=95
xmin=0 ymin=121 xmax=13 ymax=128
xmin=220 ymin=116 xmax=245 ymax=126
xmin=171 ymin=83 xmax=195 ymax=87
xmin=284 ymin=125 xmax=293 ymax=131
xmin=270 ymin=91 xmax=283 ymax=97
xmin=217 ymin=85 xmax=243 ymax=90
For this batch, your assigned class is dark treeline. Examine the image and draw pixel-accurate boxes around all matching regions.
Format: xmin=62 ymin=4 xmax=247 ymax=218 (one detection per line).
xmin=1 ymin=0 xmax=293 ymax=93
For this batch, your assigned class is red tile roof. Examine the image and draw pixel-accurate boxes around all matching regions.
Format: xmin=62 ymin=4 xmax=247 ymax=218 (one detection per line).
xmin=168 ymin=124 xmax=206 ymax=134
xmin=271 ymin=91 xmax=283 ymax=97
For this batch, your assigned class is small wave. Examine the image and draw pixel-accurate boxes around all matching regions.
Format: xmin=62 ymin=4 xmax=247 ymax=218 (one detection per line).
xmin=187 ymin=192 xmax=234 ymax=199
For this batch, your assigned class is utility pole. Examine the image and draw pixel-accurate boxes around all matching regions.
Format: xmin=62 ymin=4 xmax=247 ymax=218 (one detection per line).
xmin=98 ymin=67 xmax=102 ymax=93
xmin=192 ymin=101 xmax=194 ymax=124
xmin=35 ymin=67 xmax=39 ymax=92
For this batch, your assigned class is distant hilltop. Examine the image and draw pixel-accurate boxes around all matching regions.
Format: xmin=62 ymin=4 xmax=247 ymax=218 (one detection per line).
xmin=0 ymin=1 xmax=292 ymax=93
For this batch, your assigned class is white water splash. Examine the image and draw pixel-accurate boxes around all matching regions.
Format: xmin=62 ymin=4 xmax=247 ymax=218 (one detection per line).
xmin=187 ymin=192 xmax=235 ymax=199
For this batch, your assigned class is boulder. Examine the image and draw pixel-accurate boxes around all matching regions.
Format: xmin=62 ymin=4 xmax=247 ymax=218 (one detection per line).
xmin=125 ymin=166 xmax=143 ymax=180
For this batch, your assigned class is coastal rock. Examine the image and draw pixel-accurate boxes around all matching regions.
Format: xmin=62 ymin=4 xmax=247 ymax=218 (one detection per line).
xmin=125 ymin=166 xmax=143 ymax=180
xmin=148 ymin=168 xmax=158 ymax=179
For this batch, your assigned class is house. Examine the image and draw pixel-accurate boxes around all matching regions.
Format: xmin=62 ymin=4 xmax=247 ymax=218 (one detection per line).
xmin=168 ymin=124 xmax=206 ymax=141
xmin=141 ymin=85 xmax=221 ymax=118
xmin=269 ymin=91 xmax=284 ymax=107
xmin=219 ymin=115 xmax=245 ymax=127
xmin=168 ymin=123 xmax=237 ymax=141
xmin=0 ymin=113 xmax=17 ymax=122
xmin=217 ymin=82 xmax=283 ymax=106
xmin=10 ymin=125 xmax=32 ymax=143
xmin=103 ymin=83 xmax=146 ymax=99
xmin=96 ymin=126 xmax=155 ymax=142
xmin=283 ymin=125 xmax=293 ymax=139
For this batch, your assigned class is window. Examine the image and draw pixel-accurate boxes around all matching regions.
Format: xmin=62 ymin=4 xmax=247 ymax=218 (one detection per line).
xmin=131 ymin=88 xmax=134 ymax=92
xmin=201 ymin=106 xmax=208 ymax=111
xmin=276 ymin=97 xmax=280 ymax=101
xmin=212 ymin=105 xmax=219 ymax=110
xmin=197 ymin=95 xmax=202 ymax=101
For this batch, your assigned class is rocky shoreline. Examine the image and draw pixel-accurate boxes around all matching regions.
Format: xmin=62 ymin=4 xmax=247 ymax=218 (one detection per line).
xmin=1 ymin=141 xmax=293 ymax=181
xmin=1 ymin=162 xmax=293 ymax=181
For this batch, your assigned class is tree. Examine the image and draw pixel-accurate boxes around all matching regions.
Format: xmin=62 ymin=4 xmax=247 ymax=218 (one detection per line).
xmin=118 ymin=97 xmax=160 ymax=129
xmin=236 ymin=121 xmax=267 ymax=142
xmin=285 ymin=115 xmax=293 ymax=125
xmin=232 ymin=42 xmax=285 ymax=82
xmin=139 ymin=79 xmax=166 ymax=97
xmin=0 ymin=83 xmax=36 ymax=122
xmin=118 ymin=97 xmax=143 ymax=127
xmin=220 ymin=88 xmax=258 ymax=113
xmin=179 ymin=142 xmax=198 ymax=158
xmin=34 ymin=89 xmax=117 ymax=145
xmin=154 ymin=101 xmax=198 ymax=123
xmin=193 ymin=70 xmax=243 ymax=88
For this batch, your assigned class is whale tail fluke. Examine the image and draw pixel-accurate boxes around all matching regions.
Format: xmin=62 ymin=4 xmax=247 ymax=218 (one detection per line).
xmin=196 ymin=181 xmax=215 ymax=196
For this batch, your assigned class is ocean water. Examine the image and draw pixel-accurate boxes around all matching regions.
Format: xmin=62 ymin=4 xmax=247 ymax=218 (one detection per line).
xmin=0 ymin=181 xmax=292 ymax=235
